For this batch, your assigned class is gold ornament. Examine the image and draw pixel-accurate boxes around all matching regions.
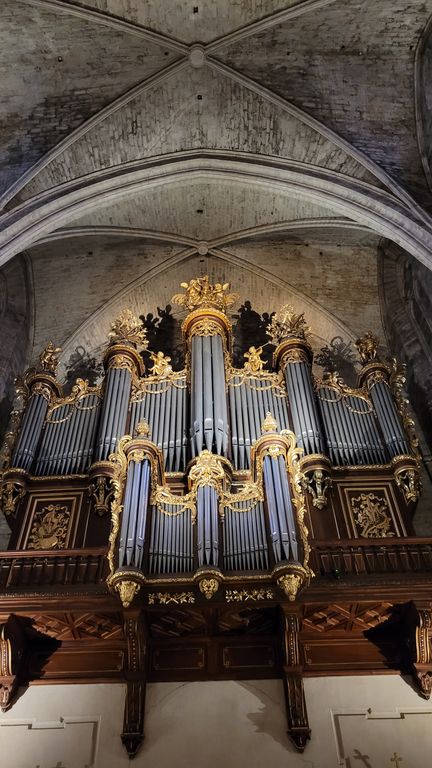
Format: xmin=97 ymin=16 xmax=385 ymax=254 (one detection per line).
xmin=0 ymin=481 xmax=25 ymax=517
xmin=244 ymin=346 xmax=265 ymax=375
xmin=199 ymin=577 xmax=220 ymax=600
xmin=27 ymin=504 xmax=70 ymax=550
xmin=351 ymin=493 xmax=395 ymax=538
xmin=301 ymin=469 xmax=331 ymax=509
xmin=188 ymin=450 xmax=226 ymax=492
xmin=172 ymin=276 xmax=239 ymax=313
xmin=39 ymin=341 xmax=62 ymax=373
xmin=277 ymin=573 xmax=303 ymax=601
xmin=355 ymin=331 xmax=379 ymax=364
xmin=225 ymin=589 xmax=274 ymax=603
xmin=267 ymin=305 xmax=310 ymax=345
xmin=108 ymin=309 xmax=148 ymax=348
xmin=135 ymin=421 xmax=151 ymax=438
xmin=115 ymin=579 xmax=141 ymax=608
xmin=395 ymin=467 xmax=422 ymax=503
xmin=261 ymin=411 xmax=278 ymax=434
xmin=149 ymin=351 xmax=173 ymax=377
xmin=148 ymin=592 xmax=195 ymax=605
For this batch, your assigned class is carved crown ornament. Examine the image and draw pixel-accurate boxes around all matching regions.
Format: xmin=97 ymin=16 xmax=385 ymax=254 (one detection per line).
xmin=172 ymin=276 xmax=239 ymax=313
xmin=266 ymin=305 xmax=311 ymax=345
xmin=108 ymin=309 xmax=148 ymax=349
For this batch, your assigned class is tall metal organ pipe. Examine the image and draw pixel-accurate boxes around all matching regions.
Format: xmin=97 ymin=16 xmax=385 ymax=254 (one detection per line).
xmin=118 ymin=458 xmax=151 ymax=571
xmin=359 ymin=360 xmax=409 ymax=458
xmin=183 ymin=309 xmax=230 ymax=459
xmin=275 ymin=337 xmax=326 ymax=455
xmin=94 ymin=342 xmax=144 ymax=461
xmin=12 ymin=371 xmax=61 ymax=471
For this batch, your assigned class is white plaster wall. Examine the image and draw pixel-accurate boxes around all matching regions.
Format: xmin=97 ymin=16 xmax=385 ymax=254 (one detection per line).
xmin=1 ymin=676 xmax=432 ymax=767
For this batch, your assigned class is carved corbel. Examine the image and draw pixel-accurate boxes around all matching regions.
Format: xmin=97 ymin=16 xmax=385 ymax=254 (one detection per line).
xmin=0 ymin=473 xmax=27 ymax=519
xmin=0 ymin=615 xmax=28 ymax=712
xmin=395 ymin=466 xmax=422 ymax=504
xmin=88 ymin=475 xmax=114 ymax=516
xmin=299 ymin=455 xmax=332 ymax=510
xmin=280 ymin=608 xmax=310 ymax=752
xmin=121 ymin=609 xmax=147 ymax=759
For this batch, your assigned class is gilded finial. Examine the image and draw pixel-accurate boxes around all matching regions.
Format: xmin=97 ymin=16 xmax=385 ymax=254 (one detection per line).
xmin=149 ymin=351 xmax=173 ymax=377
xmin=262 ymin=411 xmax=278 ymax=434
xmin=108 ymin=309 xmax=148 ymax=348
xmin=244 ymin=346 xmax=265 ymax=375
xmin=355 ymin=331 xmax=379 ymax=364
xmin=39 ymin=341 xmax=62 ymax=373
xmin=266 ymin=305 xmax=310 ymax=345
xmin=172 ymin=276 xmax=239 ymax=313
xmin=135 ymin=421 xmax=150 ymax=438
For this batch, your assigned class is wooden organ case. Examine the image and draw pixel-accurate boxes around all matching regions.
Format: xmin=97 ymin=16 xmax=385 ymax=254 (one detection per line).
xmin=0 ymin=276 xmax=431 ymax=757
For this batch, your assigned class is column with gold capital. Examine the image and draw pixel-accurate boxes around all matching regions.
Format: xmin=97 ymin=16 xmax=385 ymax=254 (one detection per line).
xmin=172 ymin=277 xmax=238 ymax=458
xmin=94 ymin=310 xmax=146 ymax=461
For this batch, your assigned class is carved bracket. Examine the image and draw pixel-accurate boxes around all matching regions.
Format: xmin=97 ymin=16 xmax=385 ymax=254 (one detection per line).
xmin=0 ymin=480 xmax=26 ymax=519
xmin=280 ymin=609 xmax=311 ymax=752
xmin=89 ymin=475 xmax=114 ymax=517
xmin=0 ymin=615 xmax=28 ymax=712
xmin=121 ymin=610 xmax=147 ymax=759
xmin=301 ymin=468 xmax=331 ymax=510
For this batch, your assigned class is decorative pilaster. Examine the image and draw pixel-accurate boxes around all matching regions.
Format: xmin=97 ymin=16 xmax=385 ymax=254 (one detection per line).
xmin=0 ymin=615 xmax=28 ymax=712
xmin=280 ymin=608 xmax=311 ymax=752
xmin=121 ymin=609 xmax=147 ymax=759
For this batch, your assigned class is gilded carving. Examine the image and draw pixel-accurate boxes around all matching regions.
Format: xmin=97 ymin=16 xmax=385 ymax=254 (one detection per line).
xmin=188 ymin=450 xmax=226 ymax=493
xmin=267 ymin=305 xmax=310 ymax=345
xmin=109 ymin=309 xmax=148 ymax=348
xmin=39 ymin=341 xmax=62 ymax=373
xmin=27 ymin=504 xmax=70 ymax=549
xmin=115 ymin=579 xmax=141 ymax=608
xmin=172 ymin=276 xmax=239 ymax=313
xmin=46 ymin=378 xmax=101 ymax=423
xmin=149 ymin=351 xmax=173 ymax=377
xmin=301 ymin=469 xmax=331 ymax=510
xmin=389 ymin=359 xmax=421 ymax=461
xmin=199 ymin=577 xmax=220 ymax=600
xmin=351 ymin=493 xmax=395 ymax=538
xmin=89 ymin=475 xmax=114 ymax=517
xmin=225 ymin=588 xmax=274 ymax=603
xmin=135 ymin=421 xmax=151 ymax=438
xmin=277 ymin=573 xmax=303 ymax=601
xmin=395 ymin=467 xmax=421 ymax=503
xmin=243 ymin=346 xmax=265 ymax=375
xmin=148 ymin=591 xmax=195 ymax=605
xmin=0 ymin=481 xmax=25 ymax=517
xmin=355 ymin=331 xmax=379 ymax=363
xmin=261 ymin=411 xmax=278 ymax=434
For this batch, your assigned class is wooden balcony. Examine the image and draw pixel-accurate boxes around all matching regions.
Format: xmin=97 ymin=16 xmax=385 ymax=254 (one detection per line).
xmin=310 ymin=537 xmax=432 ymax=577
xmin=0 ymin=547 xmax=108 ymax=589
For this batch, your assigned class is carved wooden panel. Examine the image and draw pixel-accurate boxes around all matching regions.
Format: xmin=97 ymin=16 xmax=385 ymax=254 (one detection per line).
xmin=302 ymin=603 xmax=394 ymax=634
xmin=17 ymin=490 xmax=85 ymax=550
xmin=334 ymin=477 xmax=409 ymax=538
xmin=30 ymin=613 xmax=124 ymax=641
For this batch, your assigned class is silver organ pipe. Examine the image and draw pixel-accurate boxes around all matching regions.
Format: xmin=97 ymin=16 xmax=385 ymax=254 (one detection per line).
xmin=368 ymin=379 xmax=408 ymax=457
xmin=263 ymin=454 xmax=298 ymax=563
xmin=12 ymin=370 xmax=60 ymax=471
xmin=118 ymin=458 xmax=151 ymax=571
xmin=190 ymin=334 xmax=229 ymax=457
xmin=197 ymin=484 xmax=219 ymax=567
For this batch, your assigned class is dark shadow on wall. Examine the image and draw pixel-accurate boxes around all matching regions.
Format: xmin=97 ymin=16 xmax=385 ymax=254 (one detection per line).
xmin=315 ymin=336 xmax=359 ymax=387
xmin=232 ymin=300 xmax=275 ymax=369
xmin=140 ymin=304 xmax=184 ymax=371
xmin=63 ymin=346 xmax=104 ymax=390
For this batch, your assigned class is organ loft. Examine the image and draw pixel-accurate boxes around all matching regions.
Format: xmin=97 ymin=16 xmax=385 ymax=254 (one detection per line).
xmin=0 ymin=275 xmax=431 ymax=758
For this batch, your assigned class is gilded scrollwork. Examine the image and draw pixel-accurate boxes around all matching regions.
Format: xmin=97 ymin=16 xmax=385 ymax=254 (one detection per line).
xmin=89 ymin=476 xmax=114 ymax=517
xmin=46 ymin=378 xmax=101 ymax=423
xmin=351 ymin=493 xmax=395 ymax=538
xmin=27 ymin=504 xmax=70 ymax=550
xmin=188 ymin=450 xmax=226 ymax=493
xmin=148 ymin=591 xmax=195 ymax=605
xmin=172 ymin=276 xmax=239 ymax=313
xmin=108 ymin=309 xmax=148 ymax=348
xmin=225 ymin=588 xmax=274 ymax=603
xmin=267 ymin=305 xmax=310 ymax=345
xmin=389 ymin=359 xmax=421 ymax=461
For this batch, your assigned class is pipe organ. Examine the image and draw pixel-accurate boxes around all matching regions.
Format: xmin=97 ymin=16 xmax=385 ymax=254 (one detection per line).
xmin=0 ymin=275 xmax=426 ymax=757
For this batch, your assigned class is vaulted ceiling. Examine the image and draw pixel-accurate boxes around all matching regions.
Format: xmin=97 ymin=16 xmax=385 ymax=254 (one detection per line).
xmin=1 ymin=0 xmax=432 ymax=374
